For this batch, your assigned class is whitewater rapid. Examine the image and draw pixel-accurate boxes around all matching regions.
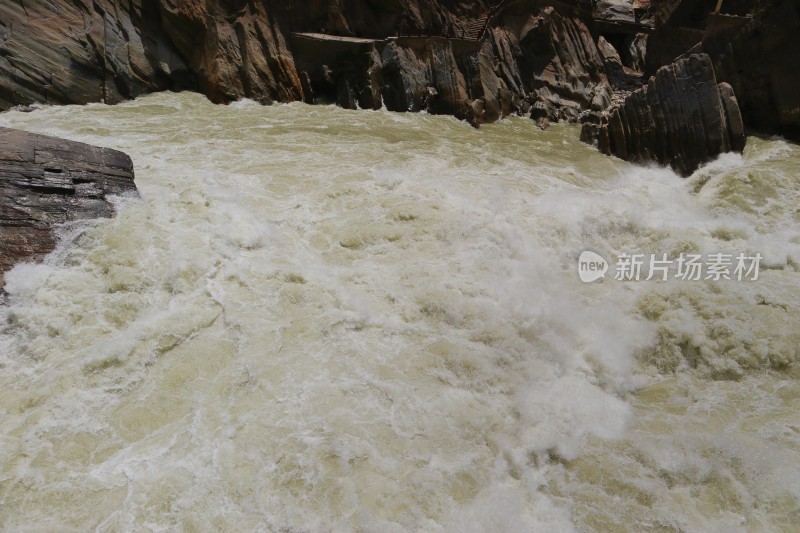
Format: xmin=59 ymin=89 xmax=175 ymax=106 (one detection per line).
xmin=0 ymin=92 xmax=798 ymax=531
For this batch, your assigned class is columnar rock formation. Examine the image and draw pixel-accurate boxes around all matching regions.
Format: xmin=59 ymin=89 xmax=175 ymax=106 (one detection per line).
xmin=581 ymin=53 xmax=746 ymax=176
xmin=0 ymin=128 xmax=137 ymax=285
xmin=292 ymin=5 xmax=615 ymax=125
xmin=645 ymin=0 xmax=800 ymax=141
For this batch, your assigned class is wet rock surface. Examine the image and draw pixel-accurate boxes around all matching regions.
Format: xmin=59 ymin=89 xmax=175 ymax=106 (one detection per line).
xmin=0 ymin=0 xmax=303 ymax=108
xmin=0 ymin=0 xmax=617 ymax=125
xmin=0 ymin=127 xmax=137 ymax=285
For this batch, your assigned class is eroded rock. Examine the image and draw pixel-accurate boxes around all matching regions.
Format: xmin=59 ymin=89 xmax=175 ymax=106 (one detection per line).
xmin=0 ymin=128 xmax=137 ymax=286
xmin=581 ymin=53 xmax=746 ymax=176
xmin=0 ymin=0 xmax=303 ymax=108
xmin=644 ymin=0 xmax=800 ymax=140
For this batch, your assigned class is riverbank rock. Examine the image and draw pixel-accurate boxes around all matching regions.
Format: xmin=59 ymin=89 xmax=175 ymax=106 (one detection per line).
xmin=0 ymin=0 xmax=303 ymax=108
xmin=709 ymin=0 xmax=800 ymax=141
xmin=0 ymin=0 xmax=616 ymax=127
xmin=644 ymin=0 xmax=800 ymax=141
xmin=0 ymin=128 xmax=137 ymax=286
xmin=581 ymin=53 xmax=746 ymax=176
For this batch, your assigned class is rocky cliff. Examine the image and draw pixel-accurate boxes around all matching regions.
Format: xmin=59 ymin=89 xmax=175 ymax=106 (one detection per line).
xmin=0 ymin=0 xmax=303 ymax=108
xmin=0 ymin=0 xmax=796 ymax=167
xmin=292 ymin=5 xmax=615 ymax=125
xmin=645 ymin=0 xmax=800 ymax=141
xmin=0 ymin=127 xmax=137 ymax=286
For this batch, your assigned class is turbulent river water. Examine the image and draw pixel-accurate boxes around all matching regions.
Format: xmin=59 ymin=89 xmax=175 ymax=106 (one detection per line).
xmin=1 ymin=92 xmax=799 ymax=532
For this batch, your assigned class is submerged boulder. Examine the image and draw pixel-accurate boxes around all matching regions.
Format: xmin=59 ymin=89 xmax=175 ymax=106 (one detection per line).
xmin=0 ymin=128 xmax=137 ymax=286
xmin=581 ymin=53 xmax=746 ymax=176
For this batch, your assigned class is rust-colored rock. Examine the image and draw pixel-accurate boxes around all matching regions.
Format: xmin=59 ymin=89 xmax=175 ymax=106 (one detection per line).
xmin=0 ymin=0 xmax=304 ymax=108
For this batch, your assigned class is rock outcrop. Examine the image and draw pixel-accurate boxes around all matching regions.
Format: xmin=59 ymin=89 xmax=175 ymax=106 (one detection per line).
xmin=581 ymin=53 xmax=746 ymax=176
xmin=0 ymin=0 xmax=303 ymax=108
xmin=503 ymin=6 xmax=613 ymax=121
xmin=0 ymin=128 xmax=137 ymax=286
xmin=0 ymin=0 xmax=619 ymax=126
xmin=707 ymin=0 xmax=800 ymax=141
xmin=287 ymin=4 xmax=615 ymax=125
xmin=0 ymin=0 xmax=796 ymax=138
xmin=644 ymin=0 xmax=800 ymax=141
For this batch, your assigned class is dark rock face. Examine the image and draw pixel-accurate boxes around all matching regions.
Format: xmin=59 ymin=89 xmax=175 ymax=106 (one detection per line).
xmin=0 ymin=128 xmax=137 ymax=285
xmin=710 ymin=0 xmax=800 ymax=141
xmin=645 ymin=0 xmax=800 ymax=141
xmin=596 ymin=35 xmax=643 ymax=91
xmin=290 ymin=34 xmax=385 ymax=109
xmin=581 ymin=53 xmax=746 ymax=176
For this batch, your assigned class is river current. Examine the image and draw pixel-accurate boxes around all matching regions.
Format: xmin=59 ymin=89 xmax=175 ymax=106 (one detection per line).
xmin=1 ymin=92 xmax=798 ymax=531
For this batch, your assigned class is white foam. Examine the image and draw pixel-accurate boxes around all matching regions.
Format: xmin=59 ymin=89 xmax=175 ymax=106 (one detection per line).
xmin=1 ymin=93 xmax=798 ymax=531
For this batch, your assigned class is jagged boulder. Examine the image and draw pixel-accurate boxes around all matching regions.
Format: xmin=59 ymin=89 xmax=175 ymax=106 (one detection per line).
xmin=596 ymin=35 xmax=644 ymax=91
xmin=380 ymin=38 xmax=474 ymax=122
xmin=581 ymin=53 xmax=746 ymax=176
xmin=0 ymin=128 xmax=137 ymax=285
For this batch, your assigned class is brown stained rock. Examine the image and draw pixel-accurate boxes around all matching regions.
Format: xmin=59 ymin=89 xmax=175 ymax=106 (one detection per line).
xmin=1 ymin=0 xmax=795 ymax=138
xmin=0 ymin=0 xmax=303 ymax=109
xmin=514 ymin=7 xmax=613 ymax=121
xmin=0 ymin=0 xmax=617 ymax=127
xmin=0 ymin=128 xmax=137 ymax=286
xmin=581 ymin=53 xmax=746 ymax=176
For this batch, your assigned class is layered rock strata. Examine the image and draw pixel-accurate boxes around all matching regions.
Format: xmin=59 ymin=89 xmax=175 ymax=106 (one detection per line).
xmin=0 ymin=127 xmax=137 ymax=285
xmin=581 ymin=53 xmax=746 ymax=176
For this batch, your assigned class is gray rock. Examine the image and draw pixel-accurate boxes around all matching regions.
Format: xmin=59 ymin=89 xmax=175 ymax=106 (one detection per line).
xmin=509 ymin=6 xmax=612 ymax=121
xmin=626 ymin=33 xmax=648 ymax=73
xmin=0 ymin=128 xmax=137 ymax=285
xmin=644 ymin=0 xmax=800 ymax=140
xmin=581 ymin=53 xmax=746 ymax=176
